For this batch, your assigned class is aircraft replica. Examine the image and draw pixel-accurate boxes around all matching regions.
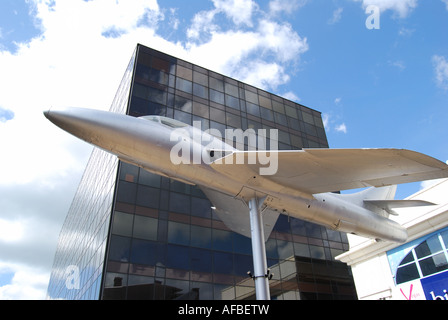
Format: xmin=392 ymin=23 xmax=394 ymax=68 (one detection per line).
xmin=45 ymin=107 xmax=448 ymax=300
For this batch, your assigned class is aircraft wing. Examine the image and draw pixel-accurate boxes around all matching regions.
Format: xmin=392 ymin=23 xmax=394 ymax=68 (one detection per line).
xmin=211 ymin=148 xmax=448 ymax=195
xmin=199 ymin=186 xmax=280 ymax=240
xmin=364 ymin=199 xmax=437 ymax=216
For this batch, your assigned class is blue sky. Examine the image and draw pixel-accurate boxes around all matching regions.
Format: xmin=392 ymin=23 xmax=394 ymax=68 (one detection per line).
xmin=0 ymin=0 xmax=447 ymax=299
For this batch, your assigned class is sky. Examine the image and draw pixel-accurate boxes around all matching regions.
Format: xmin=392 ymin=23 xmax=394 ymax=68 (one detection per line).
xmin=0 ymin=0 xmax=447 ymax=300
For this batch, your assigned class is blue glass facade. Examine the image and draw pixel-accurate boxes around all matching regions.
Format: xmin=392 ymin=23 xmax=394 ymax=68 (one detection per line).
xmin=47 ymin=44 xmax=356 ymax=300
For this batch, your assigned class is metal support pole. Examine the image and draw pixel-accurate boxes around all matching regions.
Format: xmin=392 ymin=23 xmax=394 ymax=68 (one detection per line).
xmin=248 ymin=197 xmax=270 ymax=300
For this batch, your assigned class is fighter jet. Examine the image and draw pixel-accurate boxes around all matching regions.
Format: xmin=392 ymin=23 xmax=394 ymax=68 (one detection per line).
xmin=44 ymin=107 xmax=448 ymax=299
xmin=44 ymin=107 xmax=448 ymax=243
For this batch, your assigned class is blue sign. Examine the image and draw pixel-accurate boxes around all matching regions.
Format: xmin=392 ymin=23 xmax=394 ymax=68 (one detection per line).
xmin=421 ymin=271 xmax=448 ymax=300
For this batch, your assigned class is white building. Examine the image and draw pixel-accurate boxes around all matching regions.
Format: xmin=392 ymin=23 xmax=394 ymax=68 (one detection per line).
xmin=336 ymin=179 xmax=448 ymax=300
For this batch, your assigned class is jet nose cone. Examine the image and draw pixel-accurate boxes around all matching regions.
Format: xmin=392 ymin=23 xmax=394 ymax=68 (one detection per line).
xmin=43 ymin=107 xmax=85 ymax=134
xmin=43 ymin=109 xmax=51 ymax=120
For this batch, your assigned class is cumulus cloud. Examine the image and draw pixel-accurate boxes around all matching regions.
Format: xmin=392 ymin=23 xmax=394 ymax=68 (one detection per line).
xmin=328 ymin=7 xmax=344 ymax=24
xmin=433 ymin=55 xmax=448 ymax=90
xmin=352 ymin=0 xmax=418 ymax=18
xmin=0 ymin=262 xmax=49 ymax=300
xmin=269 ymin=0 xmax=308 ymax=15
xmin=322 ymin=113 xmax=348 ymax=135
xmin=335 ymin=123 xmax=348 ymax=134
xmin=186 ymin=1 xmax=308 ymax=90
xmin=0 ymin=0 xmax=309 ymax=299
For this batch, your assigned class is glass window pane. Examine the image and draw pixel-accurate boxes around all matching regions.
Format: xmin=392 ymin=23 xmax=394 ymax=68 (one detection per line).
xmin=212 ymin=229 xmax=233 ymax=252
xmin=209 ymin=77 xmax=224 ymax=92
xmin=246 ymin=102 xmax=260 ymax=117
xmin=213 ymin=251 xmax=233 ymax=274
xmin=190 ymin=225 xmax=212 ymax=249
xmin=272 ymin=100 xmax=284 ymax=113
xmin=173 ymin=110 xmax=192 ymax=125
xmin=104 ymin=272 xmax=128 ymax=288
xmin=419 ymin=253 xmax=448 ymax=277
xmin=166 ymin=244 xmax=190 ymax=270
xmin=130 ymin=239 xmax=158 ymax=265
xmin=277 ymin=240 xmax=294 ymax=260
xmin=138 ymin=170 xmax=160 ymax=187
xmin=210 ymin=89 xmax=224 ymax=104
xmin=259 ymin=96 xmax=271 ymax=109
xmin=309 ymin=245 xmax=325 ymax=260
xmin=170 ymin=192 xmax=191 ymax=214
xmin=399 ymin=251 xmax=415 ymax=266
xmin=168 ymin=221 xmax=190 ymax=245
xmin=176 ymin=65 xmax=192 ymax=81
xmin=133 ymin=215 xmax=158 ymax=241
xmin=285 ymin=105 xmax=298 ymax=118
xmin=441 ymin=230 xmax=448 ymax=248
xmin=116 ymin=181 xmax=137 ymax=203
xmin=112 ymin=211 xmax=133 ymax=237
xmin=120 ymin=162 xmax=139 ymax=182
xmin=174 ymin=95 xmax=192 ymax=112
xmin=233 ymin=254 xmax=253 ymax=277
xmin=109 ymin=235 xmax=131 ymax=262
xmin=396 ymin=263 xmax=419 ymax=284
xmin=233 ymin=233 xmax=252 ymax=255
xmin=148 ymin=87 xmax=167 ymax=105
xmin=192 ymin=101 xmax=210 ymax=118
xmin=176 ymin=77 xmax=192 ymax=93
xmin=225 ymin=83 xmax=239 ymax=97
xmin=265 ymin=239 xmax=279 ymax=259
xmin=260 ymin=107 xmax=274 ymax=121
xmin=190 ymin=248 xmax=212 ymax=272
xmin=165 ymin=279 xmax=190 ymax=300
xmin=191 ymin=197 xmax=211 ymax=218
xmin=245 ymin=90 xmax=258 ymax=104
xmin=193 ymin=71 xmax=208 ymax=86
xmin=136 ymin=185 xmax=160 ymax=209
xmin=210 ymin=108 xmax=225 ymax=123
xmin=193 ymin=83 xmax=208 ymax=99
xmin=294 ymin=242 xmax=310 ymax=257
xmin=302 ymin=111 xmax=314 ymax=124
xmin=152 ymin=56 xmax=171 ymax=73
xmin=191 ymin=281 xmax=213 ymax=300
xmin=275 ymin=112 xmax=288 ymax=126
xmin=225 ymin=94 xmax=240 ymax=110
xmin=415 ymin=236 xmax=443 ymax=259
xmin=226 ymin=112 xmax=241 ymax=128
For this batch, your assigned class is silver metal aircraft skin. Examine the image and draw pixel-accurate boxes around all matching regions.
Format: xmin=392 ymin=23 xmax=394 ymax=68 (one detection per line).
xmin=44 ymin=107 xmax=448 ymax=243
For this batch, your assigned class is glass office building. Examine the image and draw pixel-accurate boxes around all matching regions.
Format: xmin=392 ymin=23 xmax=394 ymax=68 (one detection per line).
xmin=47 ymin=44 xmax=357 ymax=300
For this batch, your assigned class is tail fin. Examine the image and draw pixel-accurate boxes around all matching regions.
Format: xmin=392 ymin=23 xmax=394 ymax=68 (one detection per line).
xmin=335 ymin=185 xmax=436 ymax=218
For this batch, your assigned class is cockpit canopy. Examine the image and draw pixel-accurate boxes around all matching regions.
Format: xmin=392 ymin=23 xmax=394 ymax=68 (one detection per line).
xmin=139 ymin=115 xmax=189 ymax=129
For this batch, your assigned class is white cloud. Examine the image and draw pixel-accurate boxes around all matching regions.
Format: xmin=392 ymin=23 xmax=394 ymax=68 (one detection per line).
xmin=212 ymin=0 xmax=258 ymax=27
xmin=322 ymin=113 xmax=347 ymax=134
xmin=281 ymin=91 xmax=301 ymax=102
xmin=398 ymin=27 xmax=415 ymax=37
xmin=432 ymin=55 xmax=448 ymax=90
xmin=335 ymin=123 xmax=348 ymax=134
xmin=334 ymin=97 xmax=342 ymax=105
xmin=389 ymin=60 xmax=406 ymax=71
xmin=443 ymin=0 xmax=448 ymax=10
xmin=0 ymin=0 xmax=310 ymax=299
xmin=328 ymin=7 xmax=344 ymax=24
xmin=0 ymin=263 xmax=49 ymax=300
xmin=269 ymin=0 xmax=307 ymax=15
xmin=353 ymin=0 xmax=418 ymax=18
xmin=322 ymin=113 xmax=330 ymax=129
xmin=186 ymin=4 xmax=308 ymax=90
